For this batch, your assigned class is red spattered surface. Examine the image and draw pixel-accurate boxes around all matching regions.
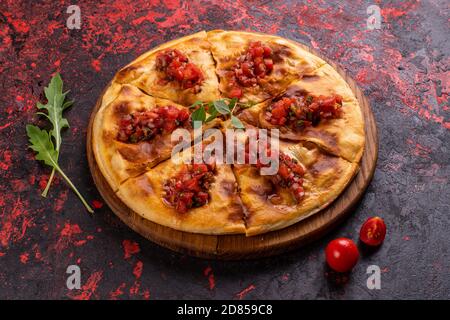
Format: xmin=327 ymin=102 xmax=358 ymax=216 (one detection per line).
xmin=0 ymin=0 xmax=448 ymax=299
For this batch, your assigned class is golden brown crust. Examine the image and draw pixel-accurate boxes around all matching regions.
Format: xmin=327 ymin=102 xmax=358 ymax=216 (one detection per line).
xmin=92 ymin=84 xmax=220 ymax=191
xmin=238 ymin=64 xmax=365 ymax=163
xmin=116 ymin=148 xmax=246 ymax=234
xmin=234 ymin=140 xmax=358 ymax=236
xmin=207 ymin=30 xmax=326 ymax=103
xmin=114 ymin=31 xmax=220 ymax=105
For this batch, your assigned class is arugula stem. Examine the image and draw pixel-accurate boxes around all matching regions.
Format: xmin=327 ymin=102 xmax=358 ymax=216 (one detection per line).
xmin=53 ymin=165 xmax=94 ymax=214
xmin=41 ymin=168 xmax=56 ymax=197
xmin=230 ymin=103 xmax=237 ymax=115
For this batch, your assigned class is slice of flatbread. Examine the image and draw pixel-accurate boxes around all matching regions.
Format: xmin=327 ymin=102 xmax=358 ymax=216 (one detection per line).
xmin=234 ymin=140 xmax=358 ymax=236
xmin=92 ymin=83 xmax=220 ymax=191
xmin=207 ymin=30 xmax=326 ymax=103
xmin=238 ymin=64 xmax=365 ymax=163
xmin=115 ymin=31 xmax=220 ymax=105
xmin=116 ymin=147 xmax=246 ymax=235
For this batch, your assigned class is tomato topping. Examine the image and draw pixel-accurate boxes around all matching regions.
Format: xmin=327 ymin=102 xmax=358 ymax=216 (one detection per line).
xmin=359 ymin=217 xmax=387 ymax=246
xmin=163 ymin=161 xmax=216 ymax=213
xmin=117 ymin=105 xmax=190 ymax=143
xmin=250 ymin=144 xmax=305 ymax=202
xmin=325 ymin=238 xmax=360 ymax=273
xmin=226 ymin=41 xmax=274 ymax=98
xmin=266 ymin=93 xmax=343 ymax=129
xmin=272 ymin=152 xmax=305 ymax=201
xmin=229 ymin=86 xmax=243 ymax=99
xmin=155 ymin=49 xmax=204 ymax=92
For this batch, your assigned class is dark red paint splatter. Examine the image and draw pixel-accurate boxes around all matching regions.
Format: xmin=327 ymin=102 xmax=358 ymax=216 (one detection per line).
xmin=123 ymin=240 xmax=140 ymax=259
xmin=53 ymin=190 xmax=69 ymax=212
xmin=133 ymin=260 xmax=143 ymax=278
xmin=236 ymin=284 xmax=256 ymax=300
xmin=91 ymin=59 xmax=101 ymax=72
xmin=0 ymin=150 xmax=12 ymax=171
xmin=55 ymin=222 xmax=92 ymax=252
xmin=19 ymin=252 xmax=29 ymax=264
xmin=11 ymin=179 xmax=27 ymax=192
xmin=109 ymin=282 xmax=126 ymax=300
xmin=60 ymin=223 xmax=82 ymax=237
xmin=92 ymin=200 xmax=103 ymax=209
xmin=203 ymin=266 xmax=216 ymax=290
xmin=68 ymin=271 xmax=103 ymax=300
xmin=0 ymin=197 xmax=33 ymax=248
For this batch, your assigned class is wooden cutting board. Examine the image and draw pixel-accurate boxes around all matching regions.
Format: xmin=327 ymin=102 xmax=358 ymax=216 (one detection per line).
xmin=86 ymin=41 xmax=378 ymax=260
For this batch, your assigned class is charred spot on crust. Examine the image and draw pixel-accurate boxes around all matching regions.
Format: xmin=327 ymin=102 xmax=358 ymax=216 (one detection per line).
xmin=309 ymin=154 xmax=339 ymax=177
xmin=117 ymin=143 xmax=156 ymax=162
xmin=302 ymin=129 xmax=339 ymax=153
xmin=284 ymin=85 xmax=309 ymax=98
xmin=220 ymin=179 xmax=237 ymax=196
xmin=227 ymin=203 xmax=245 ymax=223
xmin=249 ymin=180 xmax=273 ymax=200
xmin=271 ymin=44 xmax=292 ymax=62
xmin=114 ymin=102 xmax=131 ymax=116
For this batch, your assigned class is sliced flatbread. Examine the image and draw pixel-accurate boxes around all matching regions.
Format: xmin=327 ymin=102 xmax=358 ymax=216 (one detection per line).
xmin=92 ymin=83 xmax=219 ymax=191
xmin=233 ymin=140 xmax=358 ymax=236
xmin=238 ymin=64 xmax=365 ymax=163
xmin=207 ymin=30 xmax=326 ymax=103
xmin=116 ymin=147 xmax=246 ymax=235
xmin=115 ymin=31 xmax=220 ymax=105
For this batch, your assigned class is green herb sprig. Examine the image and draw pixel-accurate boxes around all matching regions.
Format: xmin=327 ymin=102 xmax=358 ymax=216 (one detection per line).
xmin=190 ymin=98 xmax=255 ymax=129
xmin=26 ymin=73 xmax=94 ymax=213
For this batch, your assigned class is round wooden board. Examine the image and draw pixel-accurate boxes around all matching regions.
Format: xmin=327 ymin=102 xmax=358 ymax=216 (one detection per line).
xmin=86 ymin=38 xmax=378 ymax=260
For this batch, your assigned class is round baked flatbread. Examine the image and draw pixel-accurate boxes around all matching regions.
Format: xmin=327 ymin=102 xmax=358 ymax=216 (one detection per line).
xmin=92 ymin=30 xmax=365 ymax=235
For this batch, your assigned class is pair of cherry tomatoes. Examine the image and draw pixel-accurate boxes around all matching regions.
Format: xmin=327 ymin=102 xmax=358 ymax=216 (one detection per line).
xmin=325 ymin=217 xmax=386 ymax=273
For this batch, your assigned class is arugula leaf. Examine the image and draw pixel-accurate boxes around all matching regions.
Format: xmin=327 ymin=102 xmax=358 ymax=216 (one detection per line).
xmin=26 ymin=125 xmax=59 ymax=168
xmin=189 ymin=98 xmax=251 ymax=129
xmin=36 ymin=73 xmax=73 ymax=197
xmin=204 ymin=102 xmax=217 ymax=123
xmin=27 ymin=74 xmax=93 ymax=213
xmin=40 ymin=74 xmax=73 ymax=148
xmin=213 ymin=100 xmax=230 ymax=115
xmin=191 ymin=105 xmax=206 ymax=123
xmin=231 ymin=115 xmax=245 ymax=129
xmin=26 ymin=125 xmax=94 ymax=214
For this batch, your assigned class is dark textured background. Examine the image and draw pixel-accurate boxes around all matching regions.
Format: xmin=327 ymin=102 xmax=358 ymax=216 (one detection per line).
xmin=0 ymin=0 xmax=449 ymax=299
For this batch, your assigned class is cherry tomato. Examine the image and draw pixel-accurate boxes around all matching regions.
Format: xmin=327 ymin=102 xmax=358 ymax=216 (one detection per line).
xmin=325 ymin=238 xmax=359 ymax=273
xmin=359 ymin=216 xmax=386 ymax=246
